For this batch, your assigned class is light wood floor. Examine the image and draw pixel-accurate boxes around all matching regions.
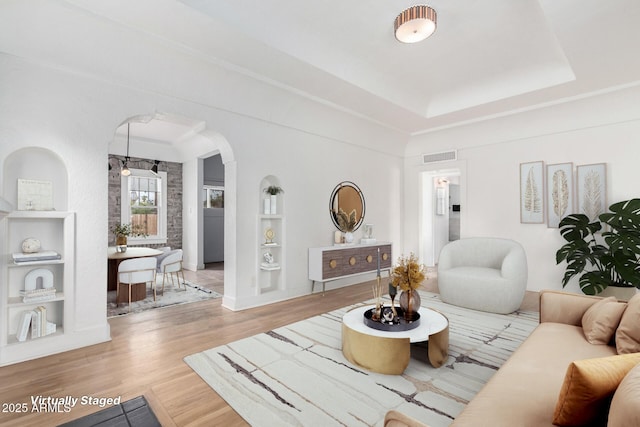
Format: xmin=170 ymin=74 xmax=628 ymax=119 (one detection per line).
xmin=0 ymin=268 xmax=539 ymax=426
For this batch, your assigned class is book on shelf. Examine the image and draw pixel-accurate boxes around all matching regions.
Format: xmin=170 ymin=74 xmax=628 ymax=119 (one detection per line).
xmin=260 ymin=262 xmax=280 ymax=269
xmin=16 ymin=311 xmax=32 ymax=342
xmin=32 ymin=306 xmax=56 ymax=340
xmin=12 ymin=251 xmax=61 ymax=263
xmin=15 ymin=306 xmax=57 ymax=341
xmin=20 ymin=288 xmax=57 ymax=303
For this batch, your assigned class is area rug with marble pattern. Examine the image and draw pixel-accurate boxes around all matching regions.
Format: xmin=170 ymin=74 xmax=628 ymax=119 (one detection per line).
xmin=184 ymin=290 xmax=538 ymax=427
xmin=107 ymin=278 xmax=222 ymax=317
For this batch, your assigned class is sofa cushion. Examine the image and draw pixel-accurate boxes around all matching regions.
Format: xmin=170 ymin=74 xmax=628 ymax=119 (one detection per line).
xmin=608 ymin=363 xmax=640 ymax=427
xmin=616 ymin=293 xmax=640 ymax=354
xmin=581 ymin=297 xmax=626 ymax=345
xmin=552 ymin=353 xmax=640 ymax=426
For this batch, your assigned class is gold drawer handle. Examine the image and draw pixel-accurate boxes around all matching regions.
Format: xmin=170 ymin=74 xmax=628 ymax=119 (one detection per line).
xmin=349 ymin=257 xmax=357 ymax=266
xmin=366 ymin=255 xmax=373 ymax=263
xmin=329 ymin=260 xmax=337 ymax=268
xmin=382 ymin=253 xmax=389 ymax=261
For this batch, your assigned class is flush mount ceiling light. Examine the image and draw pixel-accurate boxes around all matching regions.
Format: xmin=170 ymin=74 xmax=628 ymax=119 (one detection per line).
xmin=394 ymin=5 xmax=437 ymax=44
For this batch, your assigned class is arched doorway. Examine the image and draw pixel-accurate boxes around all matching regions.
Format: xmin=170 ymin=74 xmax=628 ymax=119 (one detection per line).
xmin=108 ymin=113 xmax=236 ymax=304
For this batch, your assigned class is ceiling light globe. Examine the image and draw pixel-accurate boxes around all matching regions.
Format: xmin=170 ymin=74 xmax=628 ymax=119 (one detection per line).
xmin=394 ymin=5 xmax=437 ymax=44
xmin=121 ymin=165 xmax=131 ymax=176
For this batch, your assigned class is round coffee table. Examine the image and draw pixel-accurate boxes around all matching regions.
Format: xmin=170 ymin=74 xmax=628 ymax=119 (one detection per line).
xmin=342 ymin=305 xmax=449 ymax=374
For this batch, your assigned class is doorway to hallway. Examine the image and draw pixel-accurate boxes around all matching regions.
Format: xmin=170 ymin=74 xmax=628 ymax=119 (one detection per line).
xmin=419 ymin=169 xmax=462 ymax=267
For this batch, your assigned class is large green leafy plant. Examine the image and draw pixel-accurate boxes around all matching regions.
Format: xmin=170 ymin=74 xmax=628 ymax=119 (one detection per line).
xmin=556 ymin=199 xmax=640 ymax=295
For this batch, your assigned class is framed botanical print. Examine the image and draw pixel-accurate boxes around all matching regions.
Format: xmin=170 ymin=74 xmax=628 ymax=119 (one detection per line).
xmin=546 ymin=163 xmax=574 ymax=228
xmin=576 ymin=163 xmax=607 ymax=222
xmin=520 ymin=161 xmax=545 ymax=224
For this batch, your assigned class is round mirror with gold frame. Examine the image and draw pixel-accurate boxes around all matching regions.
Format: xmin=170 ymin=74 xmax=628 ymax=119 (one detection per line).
xmin=330 ymin=181 xmax=365 ymax=232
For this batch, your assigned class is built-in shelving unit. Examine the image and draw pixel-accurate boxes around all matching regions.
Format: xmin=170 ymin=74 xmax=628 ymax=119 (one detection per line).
xmin=1 ymin=210 xmax=75 ymax=364
xmin=257 ymin=176 xmax=285 ymax=294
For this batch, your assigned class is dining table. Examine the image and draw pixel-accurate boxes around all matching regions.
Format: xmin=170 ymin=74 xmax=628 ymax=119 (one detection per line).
xmin=107 ymin=246 xmax=163 ymax=303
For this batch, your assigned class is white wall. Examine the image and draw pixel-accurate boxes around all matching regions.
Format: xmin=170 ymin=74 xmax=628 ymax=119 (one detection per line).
xmin=404 ymin=84 xmax=640 ymax=293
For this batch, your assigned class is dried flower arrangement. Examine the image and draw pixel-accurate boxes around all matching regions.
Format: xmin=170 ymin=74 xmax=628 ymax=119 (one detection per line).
xmin=391 ymin=253 xmax=426 ymax=291
xmin=334 ymin=208 xmax=357 ymax=232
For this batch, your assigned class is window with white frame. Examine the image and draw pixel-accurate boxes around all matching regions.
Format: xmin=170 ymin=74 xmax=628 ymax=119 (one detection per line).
xmin=203 ymin=185 xmax=224 ymax=208
xmin=121 ymin=168 xmax=168 ymax=245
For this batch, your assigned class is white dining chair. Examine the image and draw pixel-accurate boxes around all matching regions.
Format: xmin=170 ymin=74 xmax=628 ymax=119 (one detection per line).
xmin=116 ymin=257 xmax=158 ymax=312
xmin=156 ymin=249 xmax=185 ymax=294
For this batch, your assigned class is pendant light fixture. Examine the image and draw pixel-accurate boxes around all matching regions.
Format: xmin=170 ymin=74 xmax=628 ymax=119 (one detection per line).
xmin=150 ymin=160 xmax=160 ymax=176
xmin=394 ymin=5 xmax=437 ymax=44
xmin=121 ymin=123 xmax=131 ymax=176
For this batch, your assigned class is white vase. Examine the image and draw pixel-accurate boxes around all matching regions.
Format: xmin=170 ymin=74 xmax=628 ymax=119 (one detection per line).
xmin=263 ymin=198 xmax=271 ymax=214
xmin=270 ymin=195 xmax=277 ymax=214
xmin=344 ymin=232 xmax=354 ymax=243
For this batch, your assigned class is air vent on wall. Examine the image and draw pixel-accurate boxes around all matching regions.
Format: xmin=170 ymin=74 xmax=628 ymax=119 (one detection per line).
xmin=422 ymin=150 xmax=457 ymax=164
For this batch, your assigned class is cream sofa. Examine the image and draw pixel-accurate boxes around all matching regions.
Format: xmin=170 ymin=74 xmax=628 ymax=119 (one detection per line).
xmin=385 ymin=290 xmax=640 ymax=427
xmin=437 ymin=238 xmax=527 ymax=314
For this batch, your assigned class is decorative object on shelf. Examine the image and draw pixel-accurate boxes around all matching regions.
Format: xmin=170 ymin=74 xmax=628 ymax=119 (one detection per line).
xmin=24 ymin=268 xmax=54 ymax=291
xmin=391 ymin=253 xmax=426 ymax=321
xmin=21 ymin=237 xmax=41 ymax=253
xmin=557 ymin=198 xmax=640 ymax=298
xmin=17 ymin=179 xmax=53 ymax=211
xmin=111 ymin=222 xmax=147 ymax=253
xmin=334 ymin=208 xmax=357 ymax=243
xmin=263 ymin=185 xmax=284 ymax=215
xmin=344 ymin=231 xmax=354 ymax=244
xmin=264 ymin=228 xmax=276 ymax=245
xmin=394 ymin=4 xmax=437 ymax=44
xmin=12 ymin=250 xmax=61 ymax=263
xmin=261 ymin=251 xmax=279 ymax=270
xmin=361 ymin=223 xmax=376 ymax=244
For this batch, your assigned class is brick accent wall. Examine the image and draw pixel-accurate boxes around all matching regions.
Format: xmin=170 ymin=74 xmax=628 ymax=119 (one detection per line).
xmin=108 ymin=155 xmax=182 ymax=250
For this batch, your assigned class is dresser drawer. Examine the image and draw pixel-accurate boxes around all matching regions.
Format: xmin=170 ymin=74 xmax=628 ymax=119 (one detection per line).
xmin=317 ymin=244 xmax=392 ymax=280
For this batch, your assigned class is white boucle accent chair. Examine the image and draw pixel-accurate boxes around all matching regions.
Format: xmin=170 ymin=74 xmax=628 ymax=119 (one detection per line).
xmin=437 ymin=237 xmax=528 ymax=314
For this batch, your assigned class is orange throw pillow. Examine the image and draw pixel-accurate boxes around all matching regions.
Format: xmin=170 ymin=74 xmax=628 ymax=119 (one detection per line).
xmin=616 ymin=293 xmax=640 ymax=354
xmin=553 ymin=353 xmax=640 ymax=426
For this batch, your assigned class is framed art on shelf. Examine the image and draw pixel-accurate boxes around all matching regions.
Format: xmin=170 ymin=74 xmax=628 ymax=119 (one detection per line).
xmin=520 ymin=161 xmax=545 ymax=224
xmin=546 ymin=163 xmax=574 ymax=228
xmin=576 ymin=163 xmax=607 ymax=222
